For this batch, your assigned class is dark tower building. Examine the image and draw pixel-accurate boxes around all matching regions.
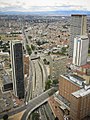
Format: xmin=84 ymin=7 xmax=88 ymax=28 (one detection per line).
xmin=11 ymin=40 xmax=25 ymax=99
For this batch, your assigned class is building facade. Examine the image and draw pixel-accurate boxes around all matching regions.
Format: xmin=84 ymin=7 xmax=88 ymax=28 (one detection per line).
xmin=73 ymin=35 xmax=89 ymax=66
xmin=70 ymin=87 xmax=90 ymax=120
xmin=59 ymin=75 xmax=84 ymax=102
xmin=11 ymin=40 xmax=25 ymax=99
xmin=69 ymin=14 xmax=87 ymax=57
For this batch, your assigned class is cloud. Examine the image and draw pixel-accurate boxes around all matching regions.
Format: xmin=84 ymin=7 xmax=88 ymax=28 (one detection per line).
xmin=0 ymin=0 xmax=89 ymax=12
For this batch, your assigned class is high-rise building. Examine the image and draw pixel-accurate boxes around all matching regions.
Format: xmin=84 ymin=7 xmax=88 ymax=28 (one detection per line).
xmin=69 ymin=14 xmax=87 ymax=57
xmin=73 ymin=35 xmax=89 ymax=66
xmin=10 ymin=40 xmax=25 ymax=99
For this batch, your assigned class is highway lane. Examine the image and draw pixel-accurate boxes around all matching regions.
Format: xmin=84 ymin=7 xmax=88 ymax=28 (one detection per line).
xmin=39 ymin=107 xmax=48 ymax=120
xmin=38 ymin=59 xmax=47 ymax=90
xmin=31 ymin=60 xmax=36 ymax=94
xmin=44 ymin=103 xmax=55 ymax=120
xmin=31 ymin=58 xmax=46 ymax=98
xmin=25 ymin=57 xmax=33 ymax=102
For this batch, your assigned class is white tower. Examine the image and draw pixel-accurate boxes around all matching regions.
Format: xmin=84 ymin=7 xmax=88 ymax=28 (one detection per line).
xmin=73 ymin=35 xmax=89 ymax=66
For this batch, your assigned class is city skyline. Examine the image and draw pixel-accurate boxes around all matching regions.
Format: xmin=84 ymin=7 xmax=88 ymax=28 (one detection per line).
xmin=0 ymin=2 xmax=90 ymax=118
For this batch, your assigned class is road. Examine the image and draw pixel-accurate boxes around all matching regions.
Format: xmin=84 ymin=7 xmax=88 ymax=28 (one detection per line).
xmin=0 ymin=87 xmax=57 ymax=119
xmin=38 ymin=102 xmax=55 ymax=120
xmin=31 ymin=57 xmax=47 ymax=98
xmin=39 ymin=106 xmax=48 ymax=120
xmin=43 ymin=103 xmax=55 ymax=120
xmin=21 ymin=87 xmax=57 ymax=120
xmin=22 ymin=26 xmax=47 ymax=100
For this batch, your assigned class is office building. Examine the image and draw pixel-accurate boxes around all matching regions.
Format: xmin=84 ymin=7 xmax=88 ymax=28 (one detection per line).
xmin=69 ymin=14 xmax=87 ymax=57
xmin=10 ymin=40 xmax=25 ymax=99
xmin=59 ymin=74 xmax=84 ymax=102
xmin=73 ymin=35 xmax=89 ymax=66
xmin=48 ymin=74 xmax=83 ymax=120
xmin=70 ymin=86 xmax=90 ymax=120
xmin=49 ymin=74 xmax=90 ymax=120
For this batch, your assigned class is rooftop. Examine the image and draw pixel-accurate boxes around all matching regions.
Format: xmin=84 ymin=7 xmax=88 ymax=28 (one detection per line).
xmin=71 ymin=14 xmax=87 ymax=16
xmin=61 ymin=74 xmax=86 ymax=87
xmin=75 ymin=35 xmax=88 ymax=40
xmin=3 ymin=74 xmax=12 ymax=85
xmin=74 ymin=70 xmax=86 ymax=75
xmin=81 ymin=63 xmax=90 ymax=69
xmin=72 ymin=85 xmax=90 ymax=98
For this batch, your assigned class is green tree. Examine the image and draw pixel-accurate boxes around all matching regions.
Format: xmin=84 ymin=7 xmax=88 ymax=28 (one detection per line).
xmin=53 ymin=79 xmax=58 ymax=85
xmin=28 ymin=36 xmax=32 ymax=39
xmin=3 ymin=114 xmax=8 ymax=120
xmin=0 ymin=36 xmax=1 ymax=40
xmin=31 ymin=44 xmax=36 ymax=51
xmin=36 ymin=40 xmax=41 ymax=46
xmin=32 ymin=112 xmax=40 ymax=120
xmin=0 ymin=40 xmax=3 ymax=45
xmin=61 ymin=47 xmax=66 ymax=53
xmin=43 ymin=58 xmax=47 ymax=64
xmin=45 ymin=80 xmax=51 ymax=90
xmin=26 ymin=45 xmax=32 ymax=55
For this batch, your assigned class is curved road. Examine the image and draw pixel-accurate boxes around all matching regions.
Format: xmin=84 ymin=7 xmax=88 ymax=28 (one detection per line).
xmin=21 ymin=87 xmax=57 ymax=120
xmin=0 ymin=87 xmax=57 ymax=119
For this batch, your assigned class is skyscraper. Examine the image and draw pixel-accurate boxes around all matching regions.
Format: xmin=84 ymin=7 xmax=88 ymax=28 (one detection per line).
xmin=69 ymin=14 xmax=87 ymax=57
xmin=73 ymin=35 xmax=89 ymax=66
xmin=11 ymin=40 xmax=25 ymax=99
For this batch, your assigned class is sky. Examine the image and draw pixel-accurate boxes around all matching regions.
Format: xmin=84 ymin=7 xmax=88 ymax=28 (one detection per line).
xmin=0 ymin=0 xmax=90 ymax=12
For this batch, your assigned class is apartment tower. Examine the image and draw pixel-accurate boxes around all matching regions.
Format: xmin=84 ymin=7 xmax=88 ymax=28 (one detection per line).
xmin=73 ymin=35 xmax=89 ymax=66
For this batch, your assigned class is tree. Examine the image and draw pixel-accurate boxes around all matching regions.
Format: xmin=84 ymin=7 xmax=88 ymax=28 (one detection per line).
xmin=43 ymin=58 xmax=47 ymax=64
xmin=36 ymin=40 xmax=41 ymax=46
xmin=48 ymin=51 xmax=51 ymax=55
xmin=3 ymin=114 xmax=8 ymax=120
xmin=47 ymin=61 xmax=50 ymax=65
xmin=31 ymin=44 xmax=36 ymax=51
xmin=61 ymin=47 xmax=66 ymax=53
xmin=53 ymin=79 xmax=58 ymax=85
xmin=34 ymin=51 xmax=37 ymax=54
xmin=32 ymin=112 xmax=40 ymax=120
xmin=0 ymin=40 xmax=3 ymax=45
xmin=45 ymin=80 xmax=51 ymax=90
xmin=26 ymin=45 xmax=32 ymax=55
xmin=28 ymin=36 xmax=32 ymax=39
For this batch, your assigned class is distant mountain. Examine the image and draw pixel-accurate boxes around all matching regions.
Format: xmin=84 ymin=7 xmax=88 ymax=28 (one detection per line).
xmin=0 ymin=10 xmax=90 ymax=16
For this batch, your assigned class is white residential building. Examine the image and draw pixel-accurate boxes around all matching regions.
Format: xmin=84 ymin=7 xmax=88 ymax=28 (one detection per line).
xmin=73 ymin=35 xmax=89 ymax=66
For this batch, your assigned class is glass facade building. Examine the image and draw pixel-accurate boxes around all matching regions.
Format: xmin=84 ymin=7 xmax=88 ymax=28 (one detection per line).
xmin=11 ymin=41 xmax=25 ymax=99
